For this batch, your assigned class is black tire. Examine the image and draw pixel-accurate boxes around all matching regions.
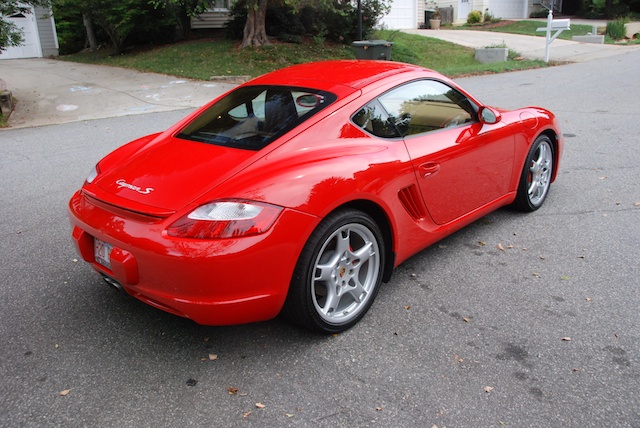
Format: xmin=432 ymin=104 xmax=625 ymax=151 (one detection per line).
xmin=283 ymin=209 xmax=385 ymax=333
xmin=512 ymin=134 xmax=554 ymax=212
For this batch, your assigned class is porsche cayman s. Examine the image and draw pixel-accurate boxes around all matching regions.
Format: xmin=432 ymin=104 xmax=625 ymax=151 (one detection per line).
xmin=69 ymin=60 xmax=562 ymax=333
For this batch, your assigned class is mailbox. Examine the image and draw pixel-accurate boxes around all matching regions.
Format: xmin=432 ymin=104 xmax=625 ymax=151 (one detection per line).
xmin=537 ymin=19 xmax=571 ymax=32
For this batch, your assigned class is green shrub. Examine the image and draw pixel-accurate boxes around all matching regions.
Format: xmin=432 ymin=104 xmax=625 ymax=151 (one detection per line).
xmin=606 ymin=18 xmax=627 ymax=39
xmin=467 ymin=10 xmax=482 ymax=24
xmin=225 ymin=0 xmax=391 ymax=44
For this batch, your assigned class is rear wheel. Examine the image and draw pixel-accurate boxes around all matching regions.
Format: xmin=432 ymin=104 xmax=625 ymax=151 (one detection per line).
xmin=512 ymin=135 xmax=554 ymax=212
xmin=283 ymin=209 xmax=385 ymax=333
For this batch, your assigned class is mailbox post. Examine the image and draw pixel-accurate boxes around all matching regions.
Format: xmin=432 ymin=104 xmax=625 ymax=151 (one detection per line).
xmin=536 ymin=8 xmax=570 ymax=62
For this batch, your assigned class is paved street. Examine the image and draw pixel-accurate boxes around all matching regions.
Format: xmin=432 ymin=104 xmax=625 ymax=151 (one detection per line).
xmin=1 ymin=49 xmax=639 ymax=427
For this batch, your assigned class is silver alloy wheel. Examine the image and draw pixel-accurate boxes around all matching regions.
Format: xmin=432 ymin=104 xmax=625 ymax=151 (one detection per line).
xmin=527 ymin=139 xmax=553 ymax=207
xmin=311 ymin=223 xmax=381 ymax=325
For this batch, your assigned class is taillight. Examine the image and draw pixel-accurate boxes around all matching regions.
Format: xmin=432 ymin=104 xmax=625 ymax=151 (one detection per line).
xmin=167 ymin=200 xmax=283 ymax=239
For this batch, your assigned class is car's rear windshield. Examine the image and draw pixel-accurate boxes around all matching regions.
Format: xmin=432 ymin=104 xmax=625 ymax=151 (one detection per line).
xmin=177 ymin=85 xmax=337 ymax=151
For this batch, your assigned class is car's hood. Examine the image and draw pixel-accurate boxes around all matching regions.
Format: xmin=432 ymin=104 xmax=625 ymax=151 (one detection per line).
xmin=89 ymin=136 xmax=257 ymax=214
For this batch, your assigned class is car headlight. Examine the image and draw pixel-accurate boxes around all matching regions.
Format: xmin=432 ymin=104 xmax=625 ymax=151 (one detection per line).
xmin=167 ymin=200 xmax=283 ymax=239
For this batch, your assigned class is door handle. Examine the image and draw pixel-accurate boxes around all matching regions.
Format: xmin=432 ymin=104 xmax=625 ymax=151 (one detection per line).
xmin=419 ymin=162 xmax=440 ymax=178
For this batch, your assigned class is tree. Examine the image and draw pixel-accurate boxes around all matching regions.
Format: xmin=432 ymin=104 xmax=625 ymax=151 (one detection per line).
xmin=241 ymin=0 xmax=270 ymax=48
xmin=150 ymin=0 xmax=212 ymax=41
xmin=53 ymin=0 xmax=176 ymax=54
xmin=0 ymin=0 xmax=50 ymax=52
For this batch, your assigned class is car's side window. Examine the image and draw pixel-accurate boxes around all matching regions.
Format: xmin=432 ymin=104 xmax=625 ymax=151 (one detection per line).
xmin=352 ymin=100 xmax=401 ymax=138
xmin=378 ymin=80 xmax=477 ymax=137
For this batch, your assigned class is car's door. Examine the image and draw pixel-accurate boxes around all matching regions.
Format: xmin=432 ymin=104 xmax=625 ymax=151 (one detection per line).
xmin=378 ymin=80 xmax=515 ymax=225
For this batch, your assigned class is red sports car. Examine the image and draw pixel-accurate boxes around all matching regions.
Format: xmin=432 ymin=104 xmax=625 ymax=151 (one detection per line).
xmin=69 ymin=60 xmax=562 ymax=333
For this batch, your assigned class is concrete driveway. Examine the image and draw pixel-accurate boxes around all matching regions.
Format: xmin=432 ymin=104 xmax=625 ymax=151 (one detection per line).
xmin=0 ymin=58 xmax=236 ymax=129
xmin=403 ymin=28 xmax=639 ymax=62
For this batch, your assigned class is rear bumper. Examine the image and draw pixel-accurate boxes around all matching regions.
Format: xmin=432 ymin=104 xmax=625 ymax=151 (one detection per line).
xmin=68 ymin=190 xmax=317 ymax=325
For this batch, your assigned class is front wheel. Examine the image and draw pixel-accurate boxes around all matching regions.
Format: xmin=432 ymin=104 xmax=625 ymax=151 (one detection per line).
xmin=512 ymin=135 xmax=554 ymax=212
xmin=283 ymin=209 xmax=385 ymax=333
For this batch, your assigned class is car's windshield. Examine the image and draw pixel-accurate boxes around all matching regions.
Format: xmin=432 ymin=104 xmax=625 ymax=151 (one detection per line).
xmin=177 ymin=85 xmax=337 ymax=150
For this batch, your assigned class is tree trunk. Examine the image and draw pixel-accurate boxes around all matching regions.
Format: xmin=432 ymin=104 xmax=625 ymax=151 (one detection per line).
xmin=82 ymin=12 xmax=98 ymax=50
xmin=241 ymin=0 xmax=270 ymax=48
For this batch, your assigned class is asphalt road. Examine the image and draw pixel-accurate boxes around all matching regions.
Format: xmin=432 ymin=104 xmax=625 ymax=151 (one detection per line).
xmin=1 ymin=50 xmax=639 ymax=427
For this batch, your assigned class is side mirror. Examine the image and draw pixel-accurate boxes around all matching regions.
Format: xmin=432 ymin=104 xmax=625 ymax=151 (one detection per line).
xmin=479 ymin=106 xmax=502 ymax=125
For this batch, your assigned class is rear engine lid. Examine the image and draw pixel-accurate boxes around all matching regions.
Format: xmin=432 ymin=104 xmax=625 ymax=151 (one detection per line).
xmin=88 ymin=136 xmax=257 ymax=213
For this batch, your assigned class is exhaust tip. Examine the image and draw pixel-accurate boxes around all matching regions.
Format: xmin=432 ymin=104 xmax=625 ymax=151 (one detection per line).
xmin=101 ymin=274 xmax=125 ymax=293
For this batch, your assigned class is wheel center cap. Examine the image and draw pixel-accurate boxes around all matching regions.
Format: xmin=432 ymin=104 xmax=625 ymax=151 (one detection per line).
xmin=338 ymin=267 xmax=346 ymax=278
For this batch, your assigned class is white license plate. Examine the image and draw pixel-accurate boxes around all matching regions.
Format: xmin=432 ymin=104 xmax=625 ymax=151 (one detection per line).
xmin=94 ymin=238 xmax=113 ymax=269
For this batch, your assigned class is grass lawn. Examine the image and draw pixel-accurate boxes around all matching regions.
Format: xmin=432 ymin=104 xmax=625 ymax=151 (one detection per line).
xmin=59 ymin=30 xmax=546 ymax=81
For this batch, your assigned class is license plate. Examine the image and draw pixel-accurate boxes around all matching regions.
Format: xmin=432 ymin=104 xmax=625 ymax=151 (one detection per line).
xmin=94 ymin=238 xmax=113 ymax=270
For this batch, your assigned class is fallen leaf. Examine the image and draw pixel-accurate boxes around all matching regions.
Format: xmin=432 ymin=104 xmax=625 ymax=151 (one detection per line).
xmin=478 ymin=241 xmax=486 ymax=246
xmin=59 ymin=389 xmax=71 ymax=396
xmin=186 ymin=379 xmax=197 ymax=387
xmin=507 ymin=245 xmax=514 ymax=249
xmin=375 ymin=406 xmax=383 ymax=411
xmin=209 ymin=354 xmax=218 ymax=360
xmin=410 ymin=273 xmax=417 ymax=278
xmin=572 ymin=368 xmax=580 ymax=372
xmin=484 ymin=386 xmax=494 ymax=393
xmin=561 ymin=276 xmax=571 ymax=281
xmin=497 ymin=243 xmax=505 ymax=251
xmin=540 ymin=256 xmax=546 ymax=260
xmin=243 ymin=411 xmax=252 ymax=418
xmin=561 ymin=337 xmax=572 ymax=341
xmin=532 ymin=272 xmax=541 ymax=278
xmin=203 ymin=337 xmax=209 ymax=342
xmin=634 ymin=202 xmax=640 ymax=207
xmin=256 ymin=402 xmax=266 ymax=409
xmin=463 ymin=317 xmax=470 ymax=323
xmin=585 ymin=297 xmax=592 ymax=302
xmin=228 ymin=387 xmax=238 ymax=395
xmin=285 ymin=413 xmax=295 ymax=418
xmin=404 ymin=305 xmax=411 ymax=310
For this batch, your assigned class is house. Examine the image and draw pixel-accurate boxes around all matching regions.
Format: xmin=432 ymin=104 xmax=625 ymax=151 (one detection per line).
xmin=0 ymin=5 xmax=58 ymax=59
xmin=191 ymin=0 xmax=232 ymax=30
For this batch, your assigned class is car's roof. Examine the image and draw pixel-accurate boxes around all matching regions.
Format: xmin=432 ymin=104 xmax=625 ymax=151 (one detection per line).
xmin=248 ymin=60 xmax=436 ymax=90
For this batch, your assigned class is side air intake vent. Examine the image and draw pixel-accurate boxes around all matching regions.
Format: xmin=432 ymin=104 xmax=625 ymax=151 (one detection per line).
xmin=398 ymin=185 xmax=427 ymax=220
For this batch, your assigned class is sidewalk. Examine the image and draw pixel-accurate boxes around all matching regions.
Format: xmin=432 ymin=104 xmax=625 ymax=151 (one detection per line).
xmin=0 ymin=58 xmax=236 ymax=129
xmin=402 ymin=27 xmax=639 ymax=62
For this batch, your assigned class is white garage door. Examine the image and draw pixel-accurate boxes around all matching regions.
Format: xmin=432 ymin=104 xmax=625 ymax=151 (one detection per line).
xmin=0 ymin=10 xmax=42 ymax=59
xmin=380 ymin=0 xmax=417 ymax=29
xmin=489 ymin=0 xmax=527 ymax=19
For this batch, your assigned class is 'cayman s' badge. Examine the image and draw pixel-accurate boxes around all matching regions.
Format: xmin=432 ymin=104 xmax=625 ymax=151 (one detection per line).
xmin=116 ymin=179 xmax=154 ymax=195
